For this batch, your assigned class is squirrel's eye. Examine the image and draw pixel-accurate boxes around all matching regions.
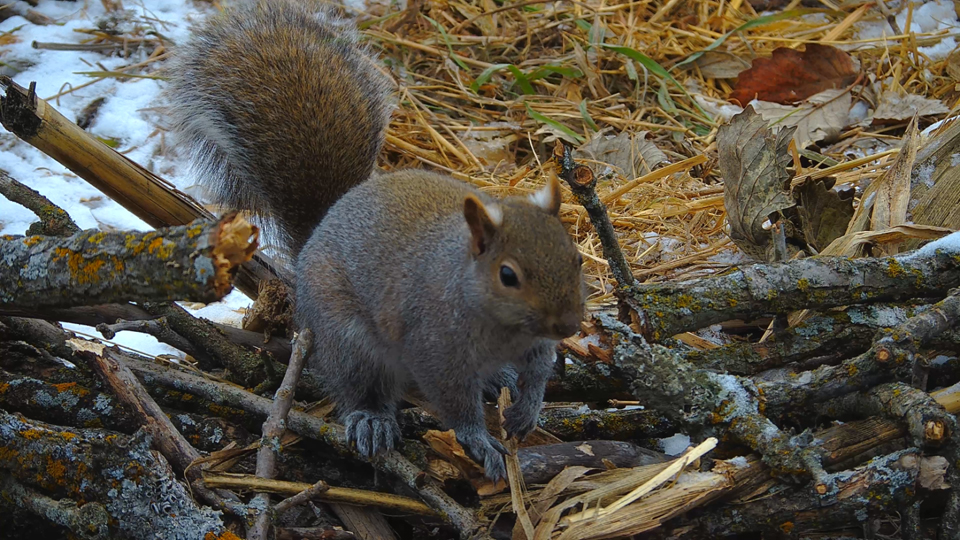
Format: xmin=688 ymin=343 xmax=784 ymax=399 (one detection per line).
xmin=577 ymin=253 xmax=583 ymax=266
xmin=499 ymin=265 xmax=520 ymax=288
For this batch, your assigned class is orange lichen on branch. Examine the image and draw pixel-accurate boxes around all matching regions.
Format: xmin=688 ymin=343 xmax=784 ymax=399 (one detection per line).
xmin=0 ymin=216 xmax=258 ymax=310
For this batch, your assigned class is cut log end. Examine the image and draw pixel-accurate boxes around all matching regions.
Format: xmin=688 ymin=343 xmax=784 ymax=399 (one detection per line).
xmin=211 ymin=214 xmax=259 ymax=297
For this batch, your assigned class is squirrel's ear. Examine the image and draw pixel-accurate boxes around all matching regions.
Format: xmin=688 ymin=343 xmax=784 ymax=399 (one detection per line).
xmin=528 ymin=172 xmax=562 ymax=216
xmin=463 ymin=195 xmax=502 ymax=256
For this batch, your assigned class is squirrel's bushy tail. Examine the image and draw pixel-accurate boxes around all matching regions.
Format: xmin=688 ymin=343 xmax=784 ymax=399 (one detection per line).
xmin=166 ymin=0 xmax=393 ymax=255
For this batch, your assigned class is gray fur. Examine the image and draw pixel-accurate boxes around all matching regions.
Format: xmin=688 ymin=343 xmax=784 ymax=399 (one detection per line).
xmin=170 ymin=0 xmax=585 ymax=482
xmin=297 ymin=171 xmax=583 ymax=482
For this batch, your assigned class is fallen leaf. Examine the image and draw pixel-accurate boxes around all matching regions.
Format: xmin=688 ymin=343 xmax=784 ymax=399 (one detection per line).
xmin=947 ymin=49 xmax=960 ymax=81
xmin=422 ymin=429 xmax=507 ymax=495
xmin=750 ymin=88 xmax=852 ymax=149
xmin=718 ymin=107 xmax=797 ymax=261
xmin=818 ymin=224 xmax=954 ymax=257
xmin=919 ymin=456 xmax=951 ymax=490
xmin=794 ymin=177 xmax=855 ymax=252
xmin=870 ymin=118 xmax=919 ymax=250
xmin=693 ymin=51 xmax=751 ymax=79
xmin=911 ymin=118 xmax=960 ymax=240
xmin=578 ymin=130 xmax=668 ymax=179
xmin=730 ymin=43 xmax=858 ymax=105
xmin=873 ymin=91 xmax=949 ymax=122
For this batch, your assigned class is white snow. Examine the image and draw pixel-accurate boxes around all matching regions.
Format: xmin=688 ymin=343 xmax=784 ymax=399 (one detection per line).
xmin=659 ymin=432 xmax=691 ymax=456
xmin=0 ymin=1 xmax=254 ymax=358
xmin=854 ymin=0 xmax=960 ymax=60
xmin=915 ymin=230 xmax=960 ymax=257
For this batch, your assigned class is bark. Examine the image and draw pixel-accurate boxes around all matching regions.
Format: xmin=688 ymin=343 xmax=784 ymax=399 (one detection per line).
xmin=0 ymin=474 xmax=110 ymax=540
xmin=0 ymin=409 xmax=231 ymax=540
xmin=1 ymin=215 xmax=257 ymax=310
xmin=0 ymin=75 xmax=282 ymax=299
xmin=0 ymin=169 xmax=79 ymax=236
xmin=0 ymin=369 xmax=138 ymax=433
xmin=687 ymin=302 xmax=949 ymax=376
xmin=685 ymin=450 xmax=927 ymax=537
xmin=115 ymin=350 xmax=489 ymax=540
xmin=518 ymin=440 xmax=664 ymax=484
xmin=141 ymin=301 xmax=317 ymax=392
xmin=624 ymin=244 xmax=960 ymax=341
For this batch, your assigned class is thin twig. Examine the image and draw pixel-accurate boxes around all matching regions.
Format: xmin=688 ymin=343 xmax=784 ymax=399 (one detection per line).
xmin=248 ymin=329 xmax=313 ymax=540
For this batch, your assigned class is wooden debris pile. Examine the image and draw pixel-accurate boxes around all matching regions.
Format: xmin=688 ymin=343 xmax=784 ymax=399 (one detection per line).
xmin=1 ymin=0 xmax=960 ymax=539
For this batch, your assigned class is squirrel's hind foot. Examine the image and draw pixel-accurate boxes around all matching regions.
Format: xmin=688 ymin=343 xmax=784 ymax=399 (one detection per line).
xmin=455 ymin=425 xmax=509 ymax=483
xmin=344 ymin=410 xmax=402 ymax=458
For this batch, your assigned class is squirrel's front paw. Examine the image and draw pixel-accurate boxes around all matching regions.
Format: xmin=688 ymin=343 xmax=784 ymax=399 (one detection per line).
xmin=456 ymin=427 xmax=508 ymax=482
xmin=345 ymin=410 xmax=401 ymax=459
xmin=482 ymin=367 xmax=519 ymax=402
xmin=503 ymin=399 xmax=541 ymax=441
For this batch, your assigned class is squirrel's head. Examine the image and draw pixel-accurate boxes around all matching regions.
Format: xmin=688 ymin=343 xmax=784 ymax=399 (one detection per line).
xmin=463 ymin=174 xmax=585 ymax=340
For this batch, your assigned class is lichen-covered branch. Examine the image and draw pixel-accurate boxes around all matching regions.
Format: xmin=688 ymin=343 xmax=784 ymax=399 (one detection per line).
xmin=0 ymin=409 xmax=231 ymax=539
xmin=114 ymin=349 xmax=490 ymax=540
xmin=0 ymin=76 xmax=285 ymax=300
xmin=0 ymin=169 xmax=79 ymax=236
xmin=1 ymin=215 xmax=257 ymax=310
xmin=687 ymin=302 xmax=947 ymax=376
xmin=0 ymin=369 xmax=137 ymax=432
xmin=0 ymin=474 xmax=110 ymax=539
xmin=624 ymin=238 xmax=960 ymax=341
xmin=686 ymin=449 xmax=931 ymax=536
xmin=0 ymin=303 xmax=294 ymax=362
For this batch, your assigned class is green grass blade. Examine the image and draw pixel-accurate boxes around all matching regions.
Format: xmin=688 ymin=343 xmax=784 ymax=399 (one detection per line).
xmin=470 ymin=63 xmax=512 ymax=93
xmin=423 ymin=15 xmax=469 ymax=70
xmin=602 ymin=44 xmax=712 ymax=121
xmin=579 ymin=99 xmax=599 ymax=132
xmin=507 ymin=65 xmax=535 ymax=95
xmin=525 ymin=103 xmax=584 ymax=143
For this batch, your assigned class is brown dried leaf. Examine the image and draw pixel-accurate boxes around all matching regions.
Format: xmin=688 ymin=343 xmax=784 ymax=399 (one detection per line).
xmin=422 ymin=429 xmax=506 ymax=495
xmin=819 ymin=224 xmax=953 ymax=258
xmin=718 ymin=107 xmax=796 ymax=261
xmin=842 ymin=118 xmax=922 ymax=255
xmin=750 ymin=89 xmax=852 ymax=149
xmin=794 ymin=177 xmax=855 ymax=252
xmin=873 ymin=91 xmax=949 ymax=122
xmin=730 ymin=43 xmax=858 ymax=105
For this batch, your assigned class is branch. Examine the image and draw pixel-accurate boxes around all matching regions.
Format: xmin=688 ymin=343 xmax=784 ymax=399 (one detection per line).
xmin=204 ymin=473 xmax=437 ymax=517
xmin=0 ymin=75 xmax=285 ymax=299
xmin=0 ymin=215 xmax=257 ymax=310
xmin=0 ymin=303 xmax=293 ymax=361
xmin=0 ymin=409 xmax=230 ymax=538
xmin=115 ymin=350 xmax=490 ymax=539
xmin=0 ymin=169 xmax=79 ymax=236
xmin=552 ymin=139 xmax=636 ymax=289
xmin=625 ymin=235 xmax=960 ymax=340
xmin=249 ymin=329 xmax=313 ymax=540
xmin=0 ymin=474 xmax=109 ymax=539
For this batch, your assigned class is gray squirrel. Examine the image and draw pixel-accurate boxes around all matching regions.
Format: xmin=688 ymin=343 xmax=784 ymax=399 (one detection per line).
xmin=167 ymin=0 xmax=585 ymax=481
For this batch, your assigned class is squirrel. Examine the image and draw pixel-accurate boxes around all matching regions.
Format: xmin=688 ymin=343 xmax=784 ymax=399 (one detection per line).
xmin=167 ymin=0 xmax=585 ymax=482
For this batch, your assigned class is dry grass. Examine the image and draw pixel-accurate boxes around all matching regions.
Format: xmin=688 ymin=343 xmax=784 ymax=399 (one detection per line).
xmin=337 ymin=0 xmax=960 ymax=310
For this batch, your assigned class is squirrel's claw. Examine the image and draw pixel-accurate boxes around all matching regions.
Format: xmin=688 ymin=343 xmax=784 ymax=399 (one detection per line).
xmin=502 ymin=400 xmax=540 ymax=441
xmin=344 ymin=410 xmax=400 ymax=459
xmin=456 ymin=427 xmax=508 ymax=482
